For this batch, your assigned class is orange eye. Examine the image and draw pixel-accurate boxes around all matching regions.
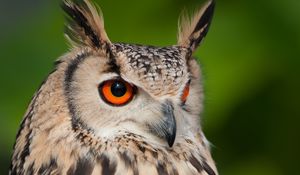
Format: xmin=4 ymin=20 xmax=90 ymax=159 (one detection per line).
xmin=181 ymin=82 xmax=190 ymax=103
xmin=99 ymin=79 xmax=136 ymax=106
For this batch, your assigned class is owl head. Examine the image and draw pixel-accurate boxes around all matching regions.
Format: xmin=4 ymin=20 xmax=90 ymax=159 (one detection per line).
xmin=59 ymin=0 xmax=215 ymax=148
xmin=9 ymin=1 xmax=217 ymax=174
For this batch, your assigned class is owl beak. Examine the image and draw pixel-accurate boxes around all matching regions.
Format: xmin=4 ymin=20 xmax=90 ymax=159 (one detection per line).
xmin=147 ymin=101 xmax=177 ymax=147
xmin=161 ymin=101 xmax=177 ymax=147
xmin=151 ymin=101 xmax=177 ymax=147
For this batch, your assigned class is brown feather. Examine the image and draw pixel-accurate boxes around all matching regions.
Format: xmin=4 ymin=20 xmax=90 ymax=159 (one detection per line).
xmin=62 ymin=0 xmax=110 ymax=49
xmin=178 ymin=0 xmax=215 ymax=52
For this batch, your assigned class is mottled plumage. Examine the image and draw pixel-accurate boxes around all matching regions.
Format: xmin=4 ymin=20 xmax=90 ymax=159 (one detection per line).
xmin=10 ymin=0 xmax=217 ymax=174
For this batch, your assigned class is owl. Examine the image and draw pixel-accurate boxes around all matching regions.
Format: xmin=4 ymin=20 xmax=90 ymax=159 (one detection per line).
xmin=10 ymin=0 xmax=217 ymax=174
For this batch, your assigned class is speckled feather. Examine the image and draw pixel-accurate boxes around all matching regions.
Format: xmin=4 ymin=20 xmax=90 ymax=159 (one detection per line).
xmin=10 ymin=0 xmax=217 ymax=174
xmin=114 ymin=43 xmax=189 ymax=96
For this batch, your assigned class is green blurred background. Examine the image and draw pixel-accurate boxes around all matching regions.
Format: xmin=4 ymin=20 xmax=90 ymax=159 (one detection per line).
xmin=0 ymin=0 xmax=299 ymax=174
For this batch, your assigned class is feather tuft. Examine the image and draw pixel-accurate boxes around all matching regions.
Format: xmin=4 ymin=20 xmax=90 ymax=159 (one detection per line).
xmin=177 ymin=0 xmax=215 ymax=52
xmin=62 ymin=0 xmax=110 ymax=49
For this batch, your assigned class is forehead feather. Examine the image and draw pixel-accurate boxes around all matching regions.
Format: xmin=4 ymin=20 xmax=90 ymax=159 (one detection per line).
xmin=114 ymin=43 xmax=189 ymax=97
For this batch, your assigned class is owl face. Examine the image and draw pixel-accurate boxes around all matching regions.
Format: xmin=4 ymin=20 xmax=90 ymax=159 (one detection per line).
xmin=64 ymin=43 xmax=202 ymax=147
xmin=60 ymin=0 xmax=214 ymax=148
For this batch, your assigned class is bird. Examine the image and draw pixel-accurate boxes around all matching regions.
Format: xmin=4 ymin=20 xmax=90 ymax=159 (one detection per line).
xmin=9 ymin=0 xmax=217 ymax=174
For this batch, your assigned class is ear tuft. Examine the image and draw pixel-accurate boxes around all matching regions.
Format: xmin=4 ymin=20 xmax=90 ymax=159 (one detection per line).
xmin=62 ymin=0 xmax=111 ymax=49
xmin=178 ymin=0 xmax=215 ymax=52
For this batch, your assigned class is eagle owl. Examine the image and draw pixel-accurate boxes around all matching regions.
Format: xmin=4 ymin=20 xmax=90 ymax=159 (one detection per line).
xmin=10 ymin=0 xmax=217 ymax=174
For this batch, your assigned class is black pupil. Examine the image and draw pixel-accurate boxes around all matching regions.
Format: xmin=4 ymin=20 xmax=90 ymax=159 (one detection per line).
xmin=111 ymin=81 xmax=127 ymax=97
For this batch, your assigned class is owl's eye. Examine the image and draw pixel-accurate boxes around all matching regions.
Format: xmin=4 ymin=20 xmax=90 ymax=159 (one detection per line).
xmin=181 ymin=82 xmax=190 ymax=103
xmin=99 ymin=79 xmax=136 ymax=106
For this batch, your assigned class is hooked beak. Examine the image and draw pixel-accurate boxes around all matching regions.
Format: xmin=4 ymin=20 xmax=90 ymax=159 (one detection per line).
xmin=148 ymin=101 xmax=177 ymax=147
